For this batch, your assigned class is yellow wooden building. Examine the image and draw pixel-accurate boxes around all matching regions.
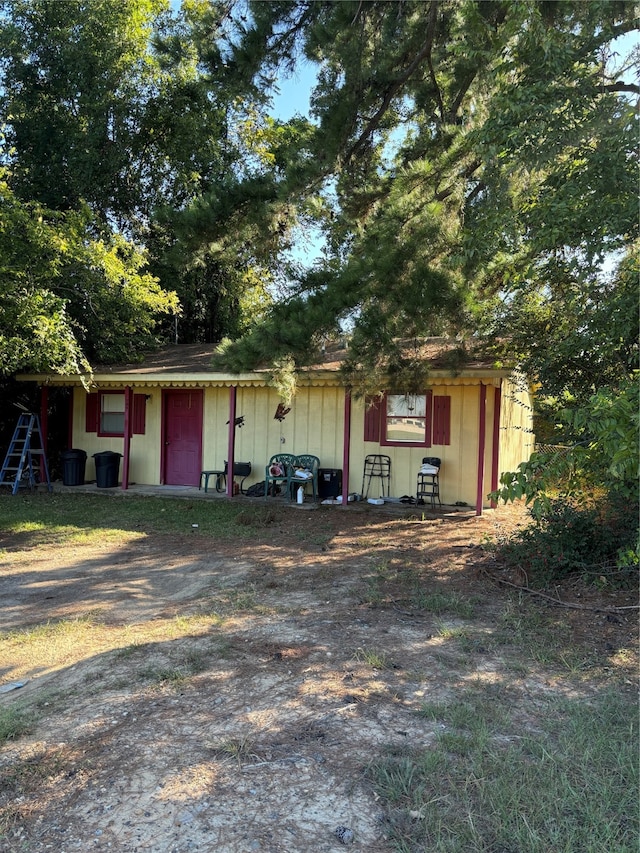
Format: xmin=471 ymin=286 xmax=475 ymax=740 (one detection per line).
xmin=17 ymin=340 xmax=534 ymax=514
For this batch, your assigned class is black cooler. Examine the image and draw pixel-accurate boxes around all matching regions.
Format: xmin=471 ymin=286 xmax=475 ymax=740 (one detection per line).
xmin=318 ymin=468 xmax=342 ymax=499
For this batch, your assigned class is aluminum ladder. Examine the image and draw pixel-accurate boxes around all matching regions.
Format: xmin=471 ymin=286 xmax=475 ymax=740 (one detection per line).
xmin=0 ymin=413 xmax=52 ymax=494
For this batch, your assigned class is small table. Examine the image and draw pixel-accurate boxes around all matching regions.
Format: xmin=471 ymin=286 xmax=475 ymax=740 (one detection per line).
xmin=200 ymin=462 xmax=252 ymax=494
xmin=200 ymin=470 xmax=226 ymax=493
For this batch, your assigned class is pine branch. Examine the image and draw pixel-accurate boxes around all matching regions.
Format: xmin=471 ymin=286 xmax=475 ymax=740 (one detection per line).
xmin=600 ymin=81 xmax=640 ymax=94
xmin=347 ymin=1 xmax=441 ymax=162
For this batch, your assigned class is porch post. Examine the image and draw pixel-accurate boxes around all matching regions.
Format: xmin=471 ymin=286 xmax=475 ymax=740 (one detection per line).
xmin=67 ymin=390 xmax=73 ymax=449
xmin=39 ymin=385 xmax=48 ymax=482
xmin=341 ymin=389 xmax=352 ymax=506
xmin=122 ymin=385 xmax=133 ymax=490
xmin=226 ymin=386 xmax=237 ymax=497
xmin=490 ymin=383 xmax=502 ymax=509
xmin=475 ymin=383 xmax=487 ymax=516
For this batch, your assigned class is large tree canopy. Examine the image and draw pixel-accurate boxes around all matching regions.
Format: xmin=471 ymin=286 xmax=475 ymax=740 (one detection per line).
xmin=0 ymin=169 xmax=179 ymax=375
xmin=0 ymin=0 xmax=280 ymax=367
xmin=213 ymin=0 xmax=637 ymax=397
xmin=0 ymin=0 xmax=637 ymax=392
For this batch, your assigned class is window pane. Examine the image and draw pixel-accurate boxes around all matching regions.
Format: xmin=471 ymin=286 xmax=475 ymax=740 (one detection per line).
xmin=387 ymin=394 xmax=426 ymax=417
xmin=100 ymin=393 xmax=124 ymax=434
xmin=386 ymin=394 xmax=427 ymax=443
xmin=101 ymin=412 xmax=125 ymax=434
xmin=102 ymin=393 xmax=125 ymax=413
xmin=386 ymin=417 xmax=426 ymax=443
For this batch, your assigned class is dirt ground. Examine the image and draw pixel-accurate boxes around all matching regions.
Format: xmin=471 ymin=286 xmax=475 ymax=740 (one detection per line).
xmin=0 ymin=500 xmax=636 ymax=853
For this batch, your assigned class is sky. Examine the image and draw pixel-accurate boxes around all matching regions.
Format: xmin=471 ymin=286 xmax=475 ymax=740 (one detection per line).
xmin=268 ymin=63 xmax=328 ymax=269
xmin=269 ymin=61 xmax=317 ymax=122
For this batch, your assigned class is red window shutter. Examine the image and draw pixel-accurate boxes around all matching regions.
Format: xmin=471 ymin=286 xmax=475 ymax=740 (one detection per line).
xmin=132 ymin=394 xmax=146 ymax=435
xmin=85 ymin=393 xmax=99 ymax=433
xmin=433 ymin=395 xmax=451 ymax=445
xmin=364 ymin=395 xmax=382 ymax=442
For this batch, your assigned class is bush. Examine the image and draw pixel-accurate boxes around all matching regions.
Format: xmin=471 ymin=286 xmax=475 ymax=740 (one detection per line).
xmin=497 ymin=495 xmax=638 ymax=587
xmin=493 ymin=376 xmax=639 ymax=586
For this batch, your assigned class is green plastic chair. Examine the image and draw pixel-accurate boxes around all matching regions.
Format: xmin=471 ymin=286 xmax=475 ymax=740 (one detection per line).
xmin=264 ymin=453 xmax=297 ymax=498
xmin=290 ymin=454 xmax=320 ymax=502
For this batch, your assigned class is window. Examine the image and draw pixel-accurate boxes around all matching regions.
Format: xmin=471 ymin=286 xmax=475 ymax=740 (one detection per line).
xmin=365 ymin=391 xmax=451 ymax=448
xmin=100 ymin=392 xmax=125 ymax=436
xmin=85 ymin=392 xmax=146 ymax=436
xmin=382 ymin=392 xmax=432 ymax=447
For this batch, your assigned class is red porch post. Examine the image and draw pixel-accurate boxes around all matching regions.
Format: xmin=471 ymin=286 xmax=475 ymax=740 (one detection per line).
xmin=226 ymin=386 xmax=237 ymax=497
xmin=122 ymin=385 xmax=133 ymax=490
xmin=341 ymin=389 xmax=352 ymax=506
xmin=490 ymin=384 xmax=502 ymax=509
xmin=475 ymin=383 xmax=487 ymax=516
xmin=39 ymin=385 xmax=49 ymax=481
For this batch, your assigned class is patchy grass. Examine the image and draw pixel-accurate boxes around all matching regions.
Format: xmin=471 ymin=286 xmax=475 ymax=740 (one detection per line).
xmin=412 ymin=589 xmax=475 ymax=618
xmin=0 ymin=708 xmax=33 ymax=744
xmin=369 ymin=688 xmax=638 ymax=853
xmin=0 ymin=492 xmax=284 ymax=546
xmin=206 ymin=735 xmax=258 ymax=766
xmin=354 ymin=647 xmax=391 ymax=669
xmin=0 ymin=612 xmax=228 ymax=702
xmin=0 ymin=493 xmax=636 ymax=850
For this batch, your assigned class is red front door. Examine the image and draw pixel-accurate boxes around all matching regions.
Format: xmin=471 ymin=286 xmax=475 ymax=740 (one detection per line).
xmin=162 ymin=390 xmax=203 ymax=486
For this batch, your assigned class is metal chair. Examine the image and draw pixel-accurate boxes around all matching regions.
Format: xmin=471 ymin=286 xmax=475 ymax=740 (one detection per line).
xmin=264 ymin=453 xmax=297 ymax=498
xmin=416 ymin=456 xmax=441 ymax=507
xmin=289 ymin=454 xmax=320 ymax=502
xmin=361 ymin=454 xmax=391 ymax=498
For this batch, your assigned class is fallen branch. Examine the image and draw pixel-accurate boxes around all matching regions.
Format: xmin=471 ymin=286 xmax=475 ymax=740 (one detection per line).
xmin=242 ymin=754 xmax=307 ymax=771
xmin=481 ymin=569 xmax=639 ymax=613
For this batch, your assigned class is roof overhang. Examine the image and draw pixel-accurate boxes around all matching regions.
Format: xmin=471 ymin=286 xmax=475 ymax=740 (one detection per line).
xmin=16 ymin=367 xmax=512 ymax=390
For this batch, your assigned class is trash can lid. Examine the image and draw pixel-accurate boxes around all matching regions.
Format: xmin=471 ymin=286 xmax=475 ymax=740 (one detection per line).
xmin=92 ymin=451 xmax=123 ymax=458
xmin=61 ymin=448 xmax=87 ymax=457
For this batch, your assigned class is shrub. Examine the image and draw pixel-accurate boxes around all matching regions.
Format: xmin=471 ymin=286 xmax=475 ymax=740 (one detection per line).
xmin=497 ymin=495 xmax=638 ymax=587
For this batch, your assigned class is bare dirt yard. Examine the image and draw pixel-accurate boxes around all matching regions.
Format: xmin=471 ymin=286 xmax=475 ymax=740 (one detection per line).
xmin=0 ymin=498 xmax=636 ymax=852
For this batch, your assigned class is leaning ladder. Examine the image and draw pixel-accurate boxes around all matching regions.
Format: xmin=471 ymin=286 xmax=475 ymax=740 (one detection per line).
xmin=0 ymin=413 xmax=52 ymax=494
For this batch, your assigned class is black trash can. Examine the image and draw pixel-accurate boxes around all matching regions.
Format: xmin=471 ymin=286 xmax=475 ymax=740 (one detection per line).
xmin=60 ymin=449 xmax=87 ymax=486
xmin=93 ymin=451 xmax=122 ymax=488
xmin=318 ymin=468 xmax=342 ymax=499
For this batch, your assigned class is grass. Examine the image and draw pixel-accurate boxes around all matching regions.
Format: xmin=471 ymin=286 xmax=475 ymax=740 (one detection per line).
xmin=206 ymin=734 xmax=258 ymax=765
xmin=413 ymin=589 xmax=475 ymax=618
xmin=355 ymin=647 xmax=391 ymax=669
xmin=360 ymin=562 xmax=477 ymax=619
xmin=0 ymin=491 xmax=281 ymax=545
xmin=368 ymin=688 xmax=638 ymax=853
xmin=0 ymin=707 xmax=33 ymax=743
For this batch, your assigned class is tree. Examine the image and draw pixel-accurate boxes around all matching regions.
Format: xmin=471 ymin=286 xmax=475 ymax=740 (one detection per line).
xmin=213 ymin=1 xmax=638 ymax=576
xmin=212 ymin=0 xmax=637 ymax=396
xmin=0 ymin=0 xmax=164 ymax=220
xmin=0 ymin=169 xmax=178 ymax=376
xmin=0 ymin=0 xmax=277 ymax=356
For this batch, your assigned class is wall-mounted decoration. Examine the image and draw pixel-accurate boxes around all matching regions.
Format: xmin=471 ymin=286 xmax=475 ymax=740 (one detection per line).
xmin=274 ymin=403 xmax=291 ymax=422
xmin=226 ymin=415 xmax=245 ymax=428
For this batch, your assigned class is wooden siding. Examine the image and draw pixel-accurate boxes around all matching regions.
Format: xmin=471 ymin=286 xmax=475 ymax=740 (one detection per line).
xmin=70 ymin=374 xmax=533 ymax=507
xmin=498 ymin=374 xmax=535 ymax=478
xmin=200 ymin=385 xmax=346 ymax=486
xmin=73 ymin=385 xmax=347 ymax=490
xmin=72 ymin=387 xmax=163 ymax=484
xmin=245 ymin=386 xmax=342 ymax=481
xmin=351 ymin=381 xmax=510 ymax=508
